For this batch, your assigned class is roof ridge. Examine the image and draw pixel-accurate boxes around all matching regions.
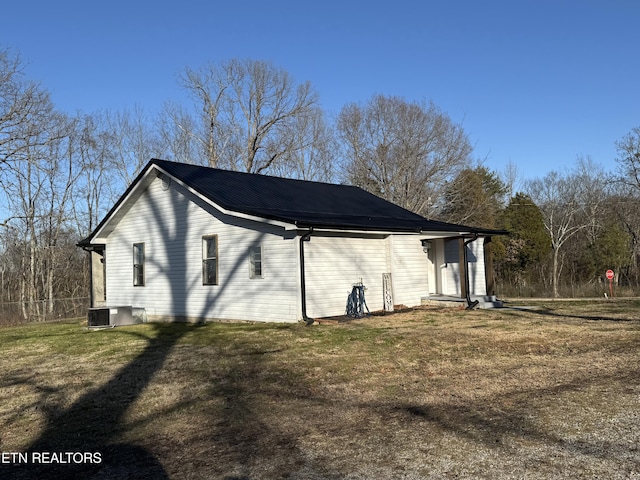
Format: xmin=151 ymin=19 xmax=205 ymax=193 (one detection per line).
xmin=150 ymin=158 xmax=358 ymax=189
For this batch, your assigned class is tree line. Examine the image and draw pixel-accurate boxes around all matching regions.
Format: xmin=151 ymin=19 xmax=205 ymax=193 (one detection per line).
xmin=1 ymin=47 xmax=639 ymax=321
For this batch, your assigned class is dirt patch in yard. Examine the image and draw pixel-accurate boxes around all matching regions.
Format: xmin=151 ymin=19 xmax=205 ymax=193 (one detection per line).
xmin=1 ymin=300 xmax=640 ymax=479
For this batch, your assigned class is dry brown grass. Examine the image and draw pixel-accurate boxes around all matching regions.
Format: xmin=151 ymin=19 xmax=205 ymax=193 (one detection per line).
xmin=1 ymin=300 xmax=640 ymax=479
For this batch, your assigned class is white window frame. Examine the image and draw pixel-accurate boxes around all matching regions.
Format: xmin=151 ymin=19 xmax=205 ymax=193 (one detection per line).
xmin=133 ymin=243 xmax=145 ymax=286
xmin=249 ymin=245 xmax=263 ymax=279
xmin=202 ymin=235 xmax=218 ymax=285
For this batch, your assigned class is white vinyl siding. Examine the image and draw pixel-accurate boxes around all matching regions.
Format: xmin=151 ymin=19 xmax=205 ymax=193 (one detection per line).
xmin=388 ymin=235 xmax=431 ymax=307
xmin=304 ymin=233 xmax=388 ymax=318
xmin=468 ymin=239 xmax=487 ymax=295
xmin=104 ymin=177 xmax=299 ymax=323
xmin=442 ymin=238 xmax=486 ymax=297
xmin=305 ymin=233 xmax=443 ymax=318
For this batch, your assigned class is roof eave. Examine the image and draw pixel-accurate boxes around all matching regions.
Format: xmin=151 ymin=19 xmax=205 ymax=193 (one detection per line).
xmin=151 ymin=163 xmax=295 ymax=231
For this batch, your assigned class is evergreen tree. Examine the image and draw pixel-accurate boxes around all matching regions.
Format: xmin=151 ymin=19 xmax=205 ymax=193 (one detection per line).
xmin=582 ymin=222 xmax=631 ymax=280
xmin=495 ymin=193 xmax=551 ymax=292
xmin=440 ymin=166 xmax=506 ymax=228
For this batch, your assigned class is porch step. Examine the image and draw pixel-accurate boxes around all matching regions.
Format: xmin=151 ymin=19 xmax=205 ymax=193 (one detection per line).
xmin=471 ymin=295 xmax=503 ymax=309
xmin=422 ymin=295 xmax=503 ymax=309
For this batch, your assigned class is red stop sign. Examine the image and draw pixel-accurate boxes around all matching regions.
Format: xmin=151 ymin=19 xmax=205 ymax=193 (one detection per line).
xmin=606 ymin=269 xmax=615 ymax=280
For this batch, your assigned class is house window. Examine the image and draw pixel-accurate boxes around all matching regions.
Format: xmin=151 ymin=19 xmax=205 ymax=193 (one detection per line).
xmin=133 ymin=243 xmax=145 ymax=286
xmin=202 ymin=235 xmax=218 ymax=285
xmin=249 ymin=246 xmax=263 ymax=279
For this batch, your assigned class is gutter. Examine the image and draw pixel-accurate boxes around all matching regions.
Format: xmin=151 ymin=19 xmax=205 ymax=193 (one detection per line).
xmin=299 ymin=227 xmax=315 ymax=325
xmin=463 ymin=234 xmax=480 ymax=310
xmin=76 ymin=242 xmax=105 ymax=252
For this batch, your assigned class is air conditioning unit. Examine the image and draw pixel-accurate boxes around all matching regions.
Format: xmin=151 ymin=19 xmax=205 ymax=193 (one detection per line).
xmin=88 ymin=306 xmax=146 ymax=327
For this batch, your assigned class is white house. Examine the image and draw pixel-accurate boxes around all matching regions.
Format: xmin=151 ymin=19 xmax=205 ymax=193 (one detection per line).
xmin=78 ymin=159 xmax=504 ymax=324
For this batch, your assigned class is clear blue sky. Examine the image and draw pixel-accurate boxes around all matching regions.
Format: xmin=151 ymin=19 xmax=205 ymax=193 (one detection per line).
xmin=3 ymin=0 xmax=639 ymax=183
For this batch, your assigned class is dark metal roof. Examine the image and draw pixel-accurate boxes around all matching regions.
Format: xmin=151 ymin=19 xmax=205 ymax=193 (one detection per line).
xmin=151 ymin=159 xmax=501 ymax=234
xmin=78 ymin=159 xmax=505 ymax=247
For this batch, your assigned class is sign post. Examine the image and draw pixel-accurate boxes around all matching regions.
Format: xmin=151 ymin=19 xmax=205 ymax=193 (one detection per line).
xmin=606 ymin=269 xmax=615 ymax=298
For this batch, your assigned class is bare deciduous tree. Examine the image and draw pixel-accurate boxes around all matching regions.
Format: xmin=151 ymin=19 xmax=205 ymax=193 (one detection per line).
xmin=157 ymin=101 xmax=202 ymax=165
xmin=0 ymin=48 xmax=52 ymax=166
xmin=526 ymin=159 xmax=608 ymax=298
xmin=337 ymin=95 xmax=472 ymax=217
xmin=177 ymin=59 xmax=320 ymax=174
xmin=615 ymin=126 xmax=640 ymax=190
xmin=608 ymin=185 xmax=640 ymax=287
xmin=1 ymin=107 xmax=78 ymax=319
xmin=268 ymin=107 xmax=336 ymax=182
xmin=501 ymin=159 xmax=521 ymax=200
xmin=608 ymin=127 xmax=640 ymax=288
xmin=106 ymin=107 xmax=164 ymax=186
xmin=70 ymin=113 xmax=117 ymax=235
xmin=526 ymin=171 xmax=581 ymax=298
xmin=0 ymin=48 xmax=94 ymax=320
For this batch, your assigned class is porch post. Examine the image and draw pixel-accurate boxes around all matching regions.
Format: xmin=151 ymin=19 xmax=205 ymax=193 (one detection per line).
xmin=458 ymin=238 xmax=467 ymax=299
xmin=484 ymin=236 xmax=495 ymax=296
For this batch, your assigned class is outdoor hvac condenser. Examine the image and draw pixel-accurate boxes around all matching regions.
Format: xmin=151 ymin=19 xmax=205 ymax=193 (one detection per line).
xmin=88 ymin=306 xmax=146 ymax=327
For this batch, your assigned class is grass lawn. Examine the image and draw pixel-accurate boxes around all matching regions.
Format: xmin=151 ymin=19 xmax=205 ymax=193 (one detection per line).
xmin=1 ymin=300 xmax=640 ymax=479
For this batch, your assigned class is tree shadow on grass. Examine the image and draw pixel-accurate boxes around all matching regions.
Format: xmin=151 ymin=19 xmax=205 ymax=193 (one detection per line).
xmin=189 ymin=338 xmax=343 ymax=480
xmin=387 ymin=364 xmax=640 ymax=471
xmin=0 ymin=322 xmax=203 ymax=480
xmin=505 ymin=299 xmax=640 ymax=324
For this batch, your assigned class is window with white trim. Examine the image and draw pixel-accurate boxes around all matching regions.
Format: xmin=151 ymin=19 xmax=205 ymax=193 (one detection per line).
xmin=249 ymin=245 xmax=263 ymax=279
xmin=133 ymin=243 xmax=145 ymax=286
xmin=202 ymin=235 xmax=218 ymax=285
